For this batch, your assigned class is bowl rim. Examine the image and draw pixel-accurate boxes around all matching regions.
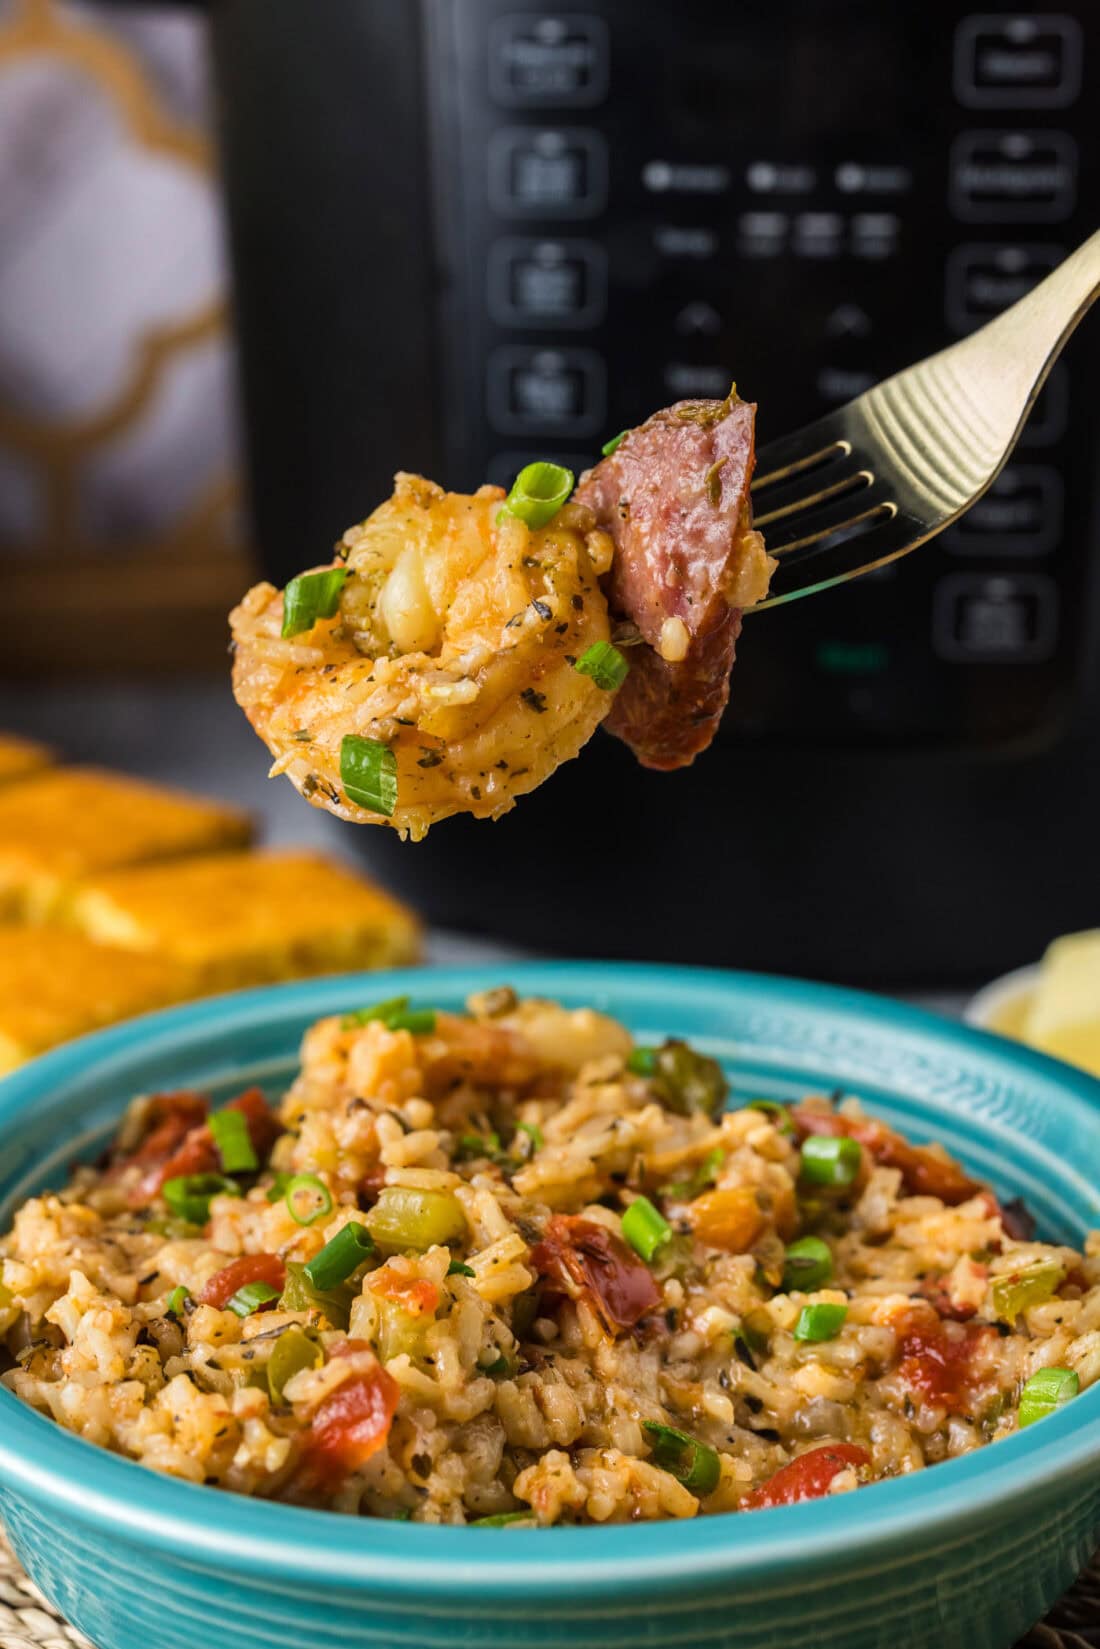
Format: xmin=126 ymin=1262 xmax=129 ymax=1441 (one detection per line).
xmin=2 ymin=959 xmax=1100 ymax=1603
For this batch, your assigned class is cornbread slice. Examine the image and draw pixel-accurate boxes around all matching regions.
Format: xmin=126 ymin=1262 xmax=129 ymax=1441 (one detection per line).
xmin=0 ymin=732 xmax=53 ymax=784
xmin=0 ymin=767 xmax=252 ymax=921
xmin=68 ymin=849 xmax=422 ymax=991
xmin=0 ymin=929 xmax=194 ymax=1073
xmin=1025 ymin=930 xmax=1100 ymax=1077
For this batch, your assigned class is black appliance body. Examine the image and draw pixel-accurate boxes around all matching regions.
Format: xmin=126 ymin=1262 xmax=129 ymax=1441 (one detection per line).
xmin=209 ymin=0 xmax=1100 ymax=987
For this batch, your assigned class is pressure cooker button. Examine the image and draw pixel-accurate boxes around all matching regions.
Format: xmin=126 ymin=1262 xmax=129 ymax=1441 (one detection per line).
xmin=488 ymin=128 xmax=608 ymax=218
xmin=487 ymin=238 xmax=606 ymax=326
xmin=945 ymin=242 xmax=1062 ymax=331
xmin=488 ymin=14 xmax=609 ymax=108
xmin=932 ymin=574 xmax=1058 ymax=661
xmin=944 ymin=465 xmax=1062 ymax=555
xmin=954 ymin=16 xmax=1082 ymax=109
xmin=949 ymin=130 xmax=1076 ymax=222
xmin=487 ymin=346 xmax=605 ymax=436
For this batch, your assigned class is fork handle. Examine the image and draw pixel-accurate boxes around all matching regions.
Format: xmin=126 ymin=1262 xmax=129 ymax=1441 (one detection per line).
xmin=977 ymin=228 xmax=1100 ymax=416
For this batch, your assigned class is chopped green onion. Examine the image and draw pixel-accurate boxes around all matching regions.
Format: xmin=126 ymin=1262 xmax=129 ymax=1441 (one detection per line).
xmin=228 ymin=1281 xmax=280 ymax=1318
xmin=305 ymin=1222 xmax=376 ymax=1291
xmin=162 ymin=1173 xmax=238 ymax=1225
xmin=515 ymin=1121 xmax=544 ymax=1151
xmin=799 ymin=1135 xmax=861 ymax=1188
xmin=387 ymin=1008 xmax=437 ymax=1035
xmin=145 ymin=1215 xmax=202 ymax=1239
xmin=285 ymin=1173 xmax=333 ymax=1227
xmin=165 ymin=1285 xmax=191 ymax=1318
xmin=209 ymin=1109 xmax=258 ymax=1175
xmin=782 ymin=1236 xmax=833 ymax=1293
xmin=991 ymin=1260 xmax=1064 ymax=1325
xmin=642 ymin=1421 xmax=721 ymax=1496
xmin=479 ymin=1352 xmax=511 ymax=1377
xmin=621 ymin=1196 xmax=672 ymax=1263
xmin=447 ymin=1258 xmax=476 ymax=1278
xmin=627 ymin=1047 xmax=657 ymax=1075
xmin=280 ymin=1260 xmax=358 ymax=1330
xmin=366 ymin=1186 xmax=467 ymax=1252
xmin=458 ymin=1131 xmax=501 ymax=1160
xmin=601 ymin=430 xmax=629 ymax=457
xmin=342 ymin=994 xmax=409 ymax=1030
xmin=499 ymin=462 xmax=574 ymax=529
xmin=340 ymin=733 xmax=398 ymax=817
xmin=573 ymin=640 xmax=629 ymax=692
xmin=661 ymin=1146 xmax=725 ymax=1202
xmin=745 ymin=1099 xmax=795 ymax=1136
xmin=281 ymin=567 xmax=349 ymax=637
xmin=1018 ymin=1365 xmax=1079 ymax=1428
xmin=266 ymin=1171 xmax=293 ymax=1203
xmin=340 ymin=995 xmax=435 ymax=1035
xmin=793 ymin=1302 xmax=847 ymax=1342
xmin=267 ymin=1326 xmax=322 ymax=1401
xmin=469 ymin=1511 xmax=534 ymax=1528
xmin=391 ymin=1508 xmax=413 ymax=1521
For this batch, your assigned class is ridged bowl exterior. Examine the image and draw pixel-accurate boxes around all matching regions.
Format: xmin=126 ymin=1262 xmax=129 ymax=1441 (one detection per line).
xmin=1 ymin=963 xmax=1099 ymax=1649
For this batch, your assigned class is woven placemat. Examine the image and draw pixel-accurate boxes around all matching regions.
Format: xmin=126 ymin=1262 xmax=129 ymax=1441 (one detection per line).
xmin=0 ymin=1528 xmax=1096 ymax=1649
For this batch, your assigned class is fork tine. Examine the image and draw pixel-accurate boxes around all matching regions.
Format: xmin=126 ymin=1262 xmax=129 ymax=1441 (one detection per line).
xmin=751 ymin=411 xmax=851 ymax=490
xmin=752 ymin=508 xmax=923 ymax=610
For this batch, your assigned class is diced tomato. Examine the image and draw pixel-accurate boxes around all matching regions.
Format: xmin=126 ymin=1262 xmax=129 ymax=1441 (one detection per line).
xmin=200 ymin=1253 xmax=286 ymax=1310
xmin=792 ymin=1107 xmax=981 ymax=1205
xmin=893 ymin=1305 xmax=993 ymax=1413
xmin=128 ymin=1086 xmax=283 ymax=1208
xmin=531 ymin=1215 xmax=661 ymax=1334
xmin=300 ymin=1343 xmax=400 ymax=1485
xmin=369 ymin=1269 xmax=440 ymax=1316
xmin=743 ymin=1443 xmax=870 ymax=1510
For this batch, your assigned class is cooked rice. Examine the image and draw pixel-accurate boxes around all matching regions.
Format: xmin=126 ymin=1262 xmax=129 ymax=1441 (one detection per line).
xmin=2 ymin=991 xmax=1097 ymax=1524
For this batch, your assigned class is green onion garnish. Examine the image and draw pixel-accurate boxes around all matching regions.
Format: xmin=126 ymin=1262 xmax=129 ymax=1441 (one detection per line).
xmin=162 ymin=1173 xmax=238 ymax=1225
xmin=469 ymin=1511 xmax=534 ymax=1528
xmin=479 ymin=1352 xmax=511 ymax=1377
xmin=601 ymin=430 xmax=629 ymax=457
xmin=793 ymin=1302 xmax=847 ymax=1342
xmin=642 ymin=1421 xmax=721 ymax=1495
xmin=799 ymin=1135 xmax=861 ymax=1188
xmin=621 ymin=1196 xmax=672 ymax=1263
xmin=281 ymin=567 xmax=349 ymax=637
xmin=267 ymin=1325 xmax=322 ymax=1401
xmin=209 ymin=1109 xmax=258 ymax=1175
xmin=266 ymin=1171 xmax=293 ymax=1203
xmin=340 ymin=733 xmax=398 ymax=816
xmin=304 ymin=1222 xmax=376 ymax=1291
xmin=782 ymin=1236 xmax=833 ymax=1293
xmin=285 ymin=1173 xmax=333 ymax=1227
xmin=388 ymin=1008 xmax=437 ymax=1035
xmin=573 ymin=640 xmax=629 ymax=692
xmin=228 ymin=1281 xmax=281 ymax=1318
xmin=745 ymin=1099 xmax=795 ymax=1136
xmin=340 ymin=995 xmax=436 ymax=1035
xmin=515 ymin=1120 xmax=544 ymax=1151
xmin=1018 ymin=1365 xmax=1079 ymax=1428
xmin=165 ymin=1285 xmax=191 ymax=1318
xmin=342 ymin=994 xmax=409 ymax=1030
xmin=447 ymin=1258 xmax=476 ymax=1278
xmin=499 ymin=462 xmax=574 ymax=529
xmin=627 ymin=1047 xmax=657 ymax=1075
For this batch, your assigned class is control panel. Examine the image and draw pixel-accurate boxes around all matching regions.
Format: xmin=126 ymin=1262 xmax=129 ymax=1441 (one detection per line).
xmin=424 ymin=1 xmax=1098 ymax=747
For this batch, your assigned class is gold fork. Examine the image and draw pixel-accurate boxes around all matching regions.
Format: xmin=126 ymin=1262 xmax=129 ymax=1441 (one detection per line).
xmin=749 ymin=228 xmax=1100 ymax=610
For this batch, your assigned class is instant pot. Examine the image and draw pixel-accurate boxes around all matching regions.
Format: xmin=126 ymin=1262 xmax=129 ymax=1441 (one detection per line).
xmin=205 ymin=0 xmax=1100 ymax=985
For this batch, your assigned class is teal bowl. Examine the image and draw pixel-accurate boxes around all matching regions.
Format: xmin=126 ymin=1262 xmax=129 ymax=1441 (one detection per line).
xmin=1 ymin=962 xmax=1100 ymax=1649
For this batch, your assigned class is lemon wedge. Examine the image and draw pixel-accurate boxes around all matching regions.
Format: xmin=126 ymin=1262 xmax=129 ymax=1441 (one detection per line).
xmin=1025 ymin=930 xmax=1100 ymax=1076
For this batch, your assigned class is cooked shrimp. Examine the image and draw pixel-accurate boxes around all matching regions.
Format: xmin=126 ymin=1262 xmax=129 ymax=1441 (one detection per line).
xmin=230 ymin=473 xmax=615 ymax=841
